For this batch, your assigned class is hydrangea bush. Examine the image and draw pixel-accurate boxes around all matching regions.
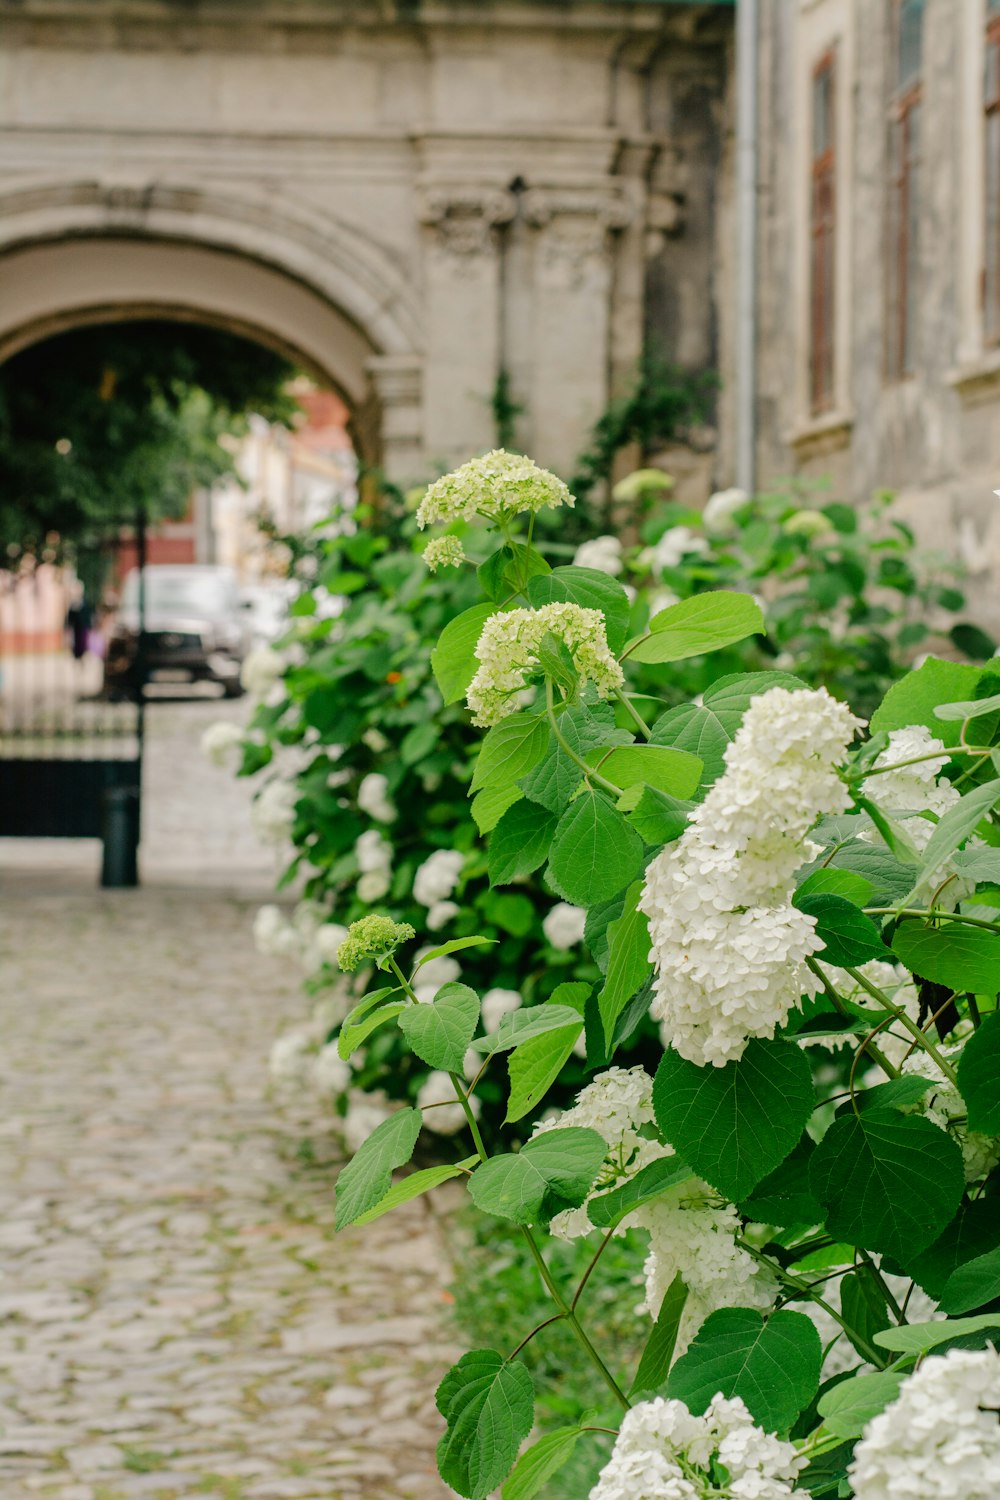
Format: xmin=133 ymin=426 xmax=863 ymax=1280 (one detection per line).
xmin=318 ymin=451 xmax=1000 ymax=1500
xmin=213 ymin=459 xmax=983 ymax=1155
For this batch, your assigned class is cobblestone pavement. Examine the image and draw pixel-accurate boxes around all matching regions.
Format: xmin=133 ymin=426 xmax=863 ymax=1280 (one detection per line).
xmin=0 ymin=702 xmax=458 ymax=1499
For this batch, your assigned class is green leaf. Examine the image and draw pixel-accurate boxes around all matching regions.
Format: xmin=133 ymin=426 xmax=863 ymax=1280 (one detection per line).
xmin=595 ymin=744 xmax=702 ymax=800
xmin=795 ymin=868 xmax=875 ymax=906
xmin=520 ymin=702 xmax=632 ymax=814
xmin=839 ymin=1266 xmax=891 ymax=1362
xmin=740 ymin=1135 xmax=822 ymax=1228
xmin=414 ymin=936 xmax=495 ymax=969
xmin=337 ymin=1001 xmax=407 ymax=1061
xmin=587 ymin=1155 xmax=693 ymax=1231
xmin=468 ymin=1127 xmax=607 ymax=1225
xmin=471 ymin=1004 xmax=587 ymax=1056
xmin=334 ymin=1108 xmax=423 ymax=1229
xmin=471 ymin=712 xmax=549 ymax=794
xmin=854 ymin=795 xmax=923 ymax=866
xmin=934 ymin=691 xmax=1000 ymax=721
xmin=502 ymin=1428 xmax=582 ymax=1500
xmin=471 ymin=783 xmax=522 ymax=835
xmin=506 ymin=1019 xmax=584 ymax=1123
xmin=666 ymin=1307 xmax=822 ymax=1433
xmin=620 ymin=785 xmax=694 ymax=845
xmin=653 ymin=1039 xmax=815 ymax=1200
xmin=794 ymin=893 xmax=887 ymax=967
xmin=875 ymin=1314 xmax=1000 ymax=1356
xmin=650 ymin=670 xmax=806 ymax=786
xmin=628 ymin=591 xmax=765 ymax=664
xmin=528 ymin=565 xmax=632 ymax=654
xmin=939 ymin=1244 xmax=1000 ymax=1314
xmin=871 ymin=658 xmax=993 ymax=747
xmin=547 ymin=791 xmax=645 ymax=905
xmin=953 ymin=847 xmax=1000 ymax=884
xmin=436 ymin=1350 xmax=534 ymax=1500
xmin=821 ymin=840 xmax=917 ymax=905
xmin=631 ymin=1276 xmax=688 ymax=1397
xmin=488 ymin=801 xmax=558 ymax=886
xmin=478 ymin=543 xmax=550 ymax=603
xmin=535 ymin=632 xmax=579 ymax=693
xmin=398 ymin=983 xmax=481 ymax=1073
xmin=337 ymin=986 xmax=397 ymax=1039
xmin=957 ymin=1011 xmax=1000 ymax=1133
xmin=598 ymin=882 xmax=652 ymax=1049
xmin=353 ymin=1160 xmax=476 ymax=1227
xmin=892 ymin=922 xmax=1000 ymax=994
xmin=817 ymin=1372 xmax=905 ymax=1439
xmin=431 ymin=603 xmax=495 ymax=706
xmin=856 ymin=1075 xmax=936 ymax=1112
xmin=904 ymin=1197 xmax=1000 ymax=1298
xmin=914 ymin=779 xmax=1000 ymax=891
xmin=810 ymin=1109 xmax=965 ymax=1259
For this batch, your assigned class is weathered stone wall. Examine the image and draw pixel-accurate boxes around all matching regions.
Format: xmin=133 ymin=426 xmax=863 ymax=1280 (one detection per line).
xmin=0 ymin=0 xmax=732 ymax=489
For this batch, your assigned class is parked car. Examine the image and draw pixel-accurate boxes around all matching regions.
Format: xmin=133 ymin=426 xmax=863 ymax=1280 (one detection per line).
xmin=105 ymin=565 xmax=249 ymax=699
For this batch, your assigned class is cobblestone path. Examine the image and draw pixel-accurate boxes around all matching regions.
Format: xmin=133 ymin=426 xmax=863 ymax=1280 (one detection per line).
xmin=0 ymin=703 xmax=457 ymax=1499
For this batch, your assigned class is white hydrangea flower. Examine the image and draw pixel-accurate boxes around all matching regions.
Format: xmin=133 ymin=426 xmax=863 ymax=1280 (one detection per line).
xmin=647 ymin=588 xmax=681 ymax=620
xmin=427 ymin=900 xmax=460 ymax=932
xmin=269 ymin=1029 xmax=313 ymax=1083
xmin=481 ymin=987 xmax=522 ymax=1033
xmin=241 ymin=645 xmax=286 ymax=700
xmin=311 ymin=985 xmax=354 ymax=1032
xmin=356 ymin=871 xmax=389 ymax=903
xmin=641 ymin=526 xmax=708 ymax=573
xmin=253 ymin=903 xmax=299 ymax=959
xmin=251 ymin=779 xmax=298 ymax=845
xmin=413 ymin=849 xmax=464 ymax=907
xmin=357 ymin=772 xmax=396 ymax=823
xmin=354 ymin=830 xmax=392 ymax=905
xmin=312 ymin=1043 xmax=351 ymax=1096
xmin=861 ymin=725 xmax=960 ymax=853
xmin=542 ymin=902 xmax=587 ymax=950
xmin=200 ymin=719 xmax=244 ymax=767
xmin=850 ymin=1348 xmax=1000 ymax=1500
xmin=302 ymin=922 xmax=350 ymax=974
xmin=466 ymin=601 xmax=624 ymax=727
xmin=591 ymin=1393 xmax=803 ymax=1500
xmin=423 ymin=535 xmax=468 ymax=571
xmin=702 ymin=486 xmax=749 ymax=531
xmin=417 ymin=1070 xmax=480 ymax=1135
xmin=641 ymin=688 xmax=862 ymax=1067
xmin=901 ymin=1048 xmax=1000 ymax=1183
xmin=843 ymin=961 xmax=922 ymax=1070
xmin=573 ymin=535 xmax=624 ymax=575
xmin=416 ymin=449 xmax=574 ymax=528
xmin=361 ymin=728 xmax=389 ymax=754
xmin=341 ymin=1090 xmax=393 ymax=1155
xmin=636 ymin=1189 xmax=778 ymax=1354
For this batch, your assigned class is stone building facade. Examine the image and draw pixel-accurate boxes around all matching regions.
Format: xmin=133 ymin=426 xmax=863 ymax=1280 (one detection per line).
xmin=0 ymin=0 xmax=733 ymax=486
xmin=752 ymin=0 xmax=1000 ymax=575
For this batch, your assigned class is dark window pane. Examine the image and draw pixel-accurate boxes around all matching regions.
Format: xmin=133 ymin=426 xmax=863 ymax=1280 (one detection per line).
xmin=813 ymin=61 xmax=833 ymax=156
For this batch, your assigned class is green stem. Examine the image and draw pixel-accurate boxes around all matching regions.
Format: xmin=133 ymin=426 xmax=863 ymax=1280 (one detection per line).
xmin=858 ymin=1248 xmax=905 ymax=1324
xmin=571 ymin=1228 xmax=617 ymax=1312
xmin=805 ymin=958 xmax=900 ymax=1079
xmin=545 ymin=679 xmax=622 ymax=799
xmin=613 ymin=687 xmax=652 ymax=740
xmin=842 ymin=966 xmax=959 ymax=1085
xmin=737 ymin=1239 xmax=884 ymax=1367
xmin=847 ymin=746 xmax=990 ymax=783
xmin=866 ymin=906 xmax=1000 ymax=933
xmin=448 ymin=1072 xmax=489 ymax=1164
xmin=389 ymin=956 xmax=420 ymax=1005
xmin=519 ymin=1227 xmax=630 ymax=1411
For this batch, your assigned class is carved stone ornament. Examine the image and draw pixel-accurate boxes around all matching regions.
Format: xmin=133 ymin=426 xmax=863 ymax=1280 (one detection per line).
xmin=416 ymin=185 xmax=517 ymax=265
xmin=521 ymin=185 xmax=633 ymax=288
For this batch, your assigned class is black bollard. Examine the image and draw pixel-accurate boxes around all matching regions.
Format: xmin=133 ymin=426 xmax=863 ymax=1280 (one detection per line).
xmin=101 ymin=784 xmax=140 ymax=888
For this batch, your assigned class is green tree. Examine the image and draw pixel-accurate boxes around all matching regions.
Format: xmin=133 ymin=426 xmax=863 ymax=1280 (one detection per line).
xmin=0 ymin=320 xmax=300 ymax=555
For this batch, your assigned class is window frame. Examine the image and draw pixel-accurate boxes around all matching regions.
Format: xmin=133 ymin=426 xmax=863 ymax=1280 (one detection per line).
xmin=984 ymin=6 xmax=1000 ymax=343
xmin=885 ymin=1 xmax=923 ymax=381
xmin=809 ymin=49 xmax=837 ymax=413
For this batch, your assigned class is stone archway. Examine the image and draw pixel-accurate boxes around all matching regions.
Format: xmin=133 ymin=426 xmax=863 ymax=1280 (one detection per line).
xmin=0 ymin=184 xmax=426 ymax=478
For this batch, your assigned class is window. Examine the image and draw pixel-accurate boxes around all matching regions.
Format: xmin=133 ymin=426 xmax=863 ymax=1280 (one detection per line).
xmin=810 ymin=53 xmax=836 ymax=412
xmin=886 ymin=0 xmax=924 ymax=379
xmin=985 ymin=0 xmax=1000 ymax=341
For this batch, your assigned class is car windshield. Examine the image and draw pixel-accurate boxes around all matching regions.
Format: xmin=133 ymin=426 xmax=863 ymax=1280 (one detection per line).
xmin=122 ymin=570 xmax=234 ymax=619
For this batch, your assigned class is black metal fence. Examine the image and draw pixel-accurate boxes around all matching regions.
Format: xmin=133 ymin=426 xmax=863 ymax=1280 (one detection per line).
xmin=0 ymin=520 xmax=145 ymax=885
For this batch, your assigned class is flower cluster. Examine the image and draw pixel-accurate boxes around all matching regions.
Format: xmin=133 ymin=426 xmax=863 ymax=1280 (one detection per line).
xmin=251 ymin=779 xmax=299 ymax=845
xmin=357 ymin=772 xmax=396 ymax=824
xmin=466 ymin=601 xmax=624 ymax=727
xmin=573 ymin=534 xmax=624 ymax=576
xmin=901 ymin=1048 xmax=1000 ymax=1183
xmin=253 ymin=901 xmax=348 ymax=975
xmin=542 ymin=901 xmax=587 ymax=950
xmin=201 ymin=719 xmax=244 ymax=768
xmin=591 ymin=1394 xmax=804 ymax=1500
xmin=412 ymin=849 xmax=464 ymax=926
xmin=241 ymin=644 xmax=286 ymax=701
xmin=416 ymin=1069 xmax=481 ymax=1135
xmin=702 ymin=486 xmax=749 ymax=531
xmin=861 ymin=725 xmax=959 ymax=852
xmin=850 ymin=1348 xmax=1000 ymax=1500
xmin=641 ymin=525 xmax=708 ymax=573
xmin=640 ymin=687 xmax=863 ymax=1065
xmin=416 ymin=449 xmax=574 ymax=528
xmin=355 ymin=829 xmax=392 ymax=903
xmin=336 ymin=915 xmax=415 ymax=973
xmin=422 ymin=535 xmax=468 ymax=571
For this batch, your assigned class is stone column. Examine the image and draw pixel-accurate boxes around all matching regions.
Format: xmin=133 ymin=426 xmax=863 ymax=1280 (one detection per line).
xmin=417 ymin=184 xmax=516 ymax=469
xmin=366 ymin=353 xmax=424 ymax=486
xmin=521 ymin=185 xmax=633 ymax=477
